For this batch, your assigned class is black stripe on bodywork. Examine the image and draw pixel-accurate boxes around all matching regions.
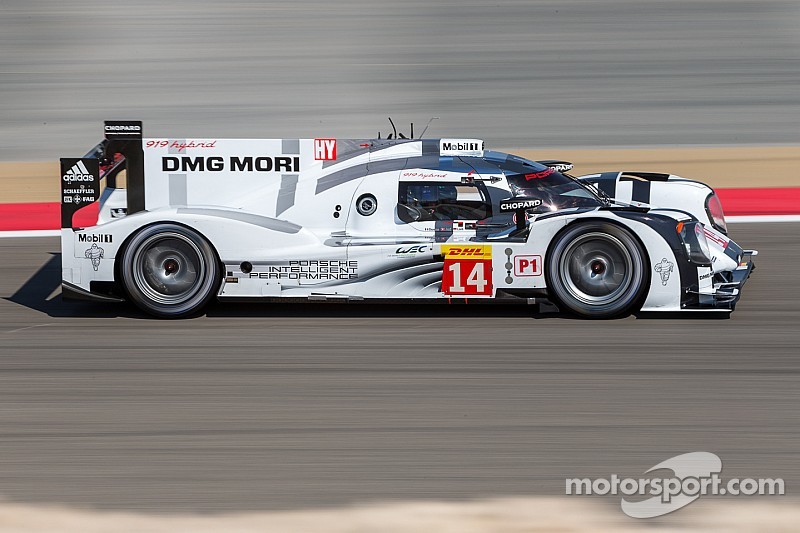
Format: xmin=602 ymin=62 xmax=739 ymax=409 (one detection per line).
xmin=630 ymin=179 xmax=651 ymax=204
xmin=275 ymin=174 xmax=299 ymax=215
xmin=595 ymin=172 xmax=620 ymax=199
xmin=321 ymin=139 xmax=371 ymax=169
xmin=315 ymin=163 xmax=371 ymax=194
xmin=622 ymin=172 xmax=670 ymax=182
xmin=611 ymin=210 xmax=699 ymax=309
xmin=535 ymin=208 xmax=596 ymax=222
xmin=724 ymin=239 xmax=743 ymax=263
xmin=322 ymin=139 xmax=433 ymax=169
xmin=421 ymin=139 xmax=440 ymax=155
xmin=175 ymin=208 xmax=301 ymax=233
xmin=315 ymin=154 xmax=440 ymax=194
xmin=105 ymin=137 xmax=145 ymax=214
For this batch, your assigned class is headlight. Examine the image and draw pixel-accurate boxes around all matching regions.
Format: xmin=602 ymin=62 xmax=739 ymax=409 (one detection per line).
xmin=677 ymin=221 xmax=713 ymax=266
xmin=694 ymin=223 xmax=712 ymax=259
xmin=705 ymin=193 xmax=727 ymax=234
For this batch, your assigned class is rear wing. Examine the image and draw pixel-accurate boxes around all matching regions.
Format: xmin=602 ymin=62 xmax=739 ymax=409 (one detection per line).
xmin=59 ymin=120 xmax=145 ymax=229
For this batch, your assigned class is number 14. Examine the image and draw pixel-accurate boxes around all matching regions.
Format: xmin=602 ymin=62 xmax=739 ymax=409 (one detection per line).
xmin=444 ymin=260 xmax=492 ymax=296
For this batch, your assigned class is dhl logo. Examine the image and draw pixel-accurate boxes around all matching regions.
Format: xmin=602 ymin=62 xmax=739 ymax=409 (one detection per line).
xmin=440 ymin=245 xmax=492 ymax=259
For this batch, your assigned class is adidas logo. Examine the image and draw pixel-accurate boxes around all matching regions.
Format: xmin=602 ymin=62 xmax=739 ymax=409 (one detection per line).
xmin=62 ymin=160 xmax=94 ymax=183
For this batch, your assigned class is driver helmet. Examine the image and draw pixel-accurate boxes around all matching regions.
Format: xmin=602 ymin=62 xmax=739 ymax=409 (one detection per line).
xmin=415 ymin=185 xmax=438 ymax=206
xmin=439 ymin=185 xmax=457 ymax=201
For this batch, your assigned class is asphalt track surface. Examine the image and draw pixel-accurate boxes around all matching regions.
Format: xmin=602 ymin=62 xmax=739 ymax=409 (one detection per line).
xmin=0 ymin=222 xmax=797 ymax=512
xmin=2 ymin=0 xmax=800 ymax=161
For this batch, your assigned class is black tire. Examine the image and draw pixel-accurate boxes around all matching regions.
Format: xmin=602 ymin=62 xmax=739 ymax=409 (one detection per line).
xmin=120 ymin=223 xmax=219 ymax=318
xmin=546 ymin=221 xmax=648 ymax=318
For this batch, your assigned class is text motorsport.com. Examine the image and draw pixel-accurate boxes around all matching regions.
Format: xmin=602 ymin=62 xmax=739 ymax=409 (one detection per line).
xmin=565 ymin=452 xmax=784 ymax=518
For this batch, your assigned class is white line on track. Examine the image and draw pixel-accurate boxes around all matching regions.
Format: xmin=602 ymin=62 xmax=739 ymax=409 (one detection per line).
xmin=727 ymin=215 xmax=800 ymax=223
xmin=0 ymin=216 xmax=798 ymax=239
xmin=0 ymin=229 xmax=59 ymax=238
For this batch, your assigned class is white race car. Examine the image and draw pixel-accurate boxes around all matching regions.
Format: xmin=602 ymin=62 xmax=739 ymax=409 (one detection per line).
xmin=60 ymin=121 xmax=756 ymax=318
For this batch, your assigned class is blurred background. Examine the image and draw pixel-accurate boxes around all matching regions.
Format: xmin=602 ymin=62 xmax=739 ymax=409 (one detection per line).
xmin=1 ymin=2 xmax=799 ymax=531
xmin=2 ymin=0 xmax=799 ymax=161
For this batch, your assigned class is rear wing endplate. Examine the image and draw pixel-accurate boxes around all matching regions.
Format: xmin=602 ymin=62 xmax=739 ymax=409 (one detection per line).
xmin=59 ymin=120 xmax=145 ymax=229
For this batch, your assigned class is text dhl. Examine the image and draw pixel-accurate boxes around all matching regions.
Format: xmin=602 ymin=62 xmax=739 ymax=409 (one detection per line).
xmin=441 ymin=245 xmax=491 ymax=259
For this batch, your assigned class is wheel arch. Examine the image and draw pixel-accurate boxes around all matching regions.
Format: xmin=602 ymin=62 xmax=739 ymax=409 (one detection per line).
xmin=114 ymin=221 xmax=225 ymax=301
xmin=544 ymin=217 xmax=653 ymax=280
xmin=543 ymin=216 xmax=653 ymax=316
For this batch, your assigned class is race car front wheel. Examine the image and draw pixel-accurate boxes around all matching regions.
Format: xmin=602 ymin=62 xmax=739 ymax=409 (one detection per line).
xmin=120 ymin=224 xmax=220 ymax=318
xmin=546 ymin=221 xmax=648 ymax=318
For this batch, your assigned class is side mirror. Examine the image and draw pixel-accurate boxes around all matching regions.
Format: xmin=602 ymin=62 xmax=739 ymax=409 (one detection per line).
xmin=499 ymin=197 xmax=542 ymax=230
xmin=397 ymin=203 xmax=423 ymax=223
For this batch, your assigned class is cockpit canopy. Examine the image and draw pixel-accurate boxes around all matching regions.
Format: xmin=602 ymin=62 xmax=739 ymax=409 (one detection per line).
xmin=470 ymin=151 xmax=602 ymax=213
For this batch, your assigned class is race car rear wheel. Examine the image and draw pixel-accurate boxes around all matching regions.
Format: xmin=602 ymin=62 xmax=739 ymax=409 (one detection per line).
xmin=120 ymin=224 xmax=219 ymax=318
xmin=546 ymin=221 xmax=647 ymax=318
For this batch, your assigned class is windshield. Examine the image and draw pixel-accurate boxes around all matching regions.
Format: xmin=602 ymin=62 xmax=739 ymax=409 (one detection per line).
xmin=468 ymin=151 xmax=603 ymax=212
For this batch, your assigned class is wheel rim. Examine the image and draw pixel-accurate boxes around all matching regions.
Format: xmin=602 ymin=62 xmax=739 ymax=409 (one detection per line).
xmin=131 ymin=232 xmax=206 ymax=305
xmin=559 ymin=232 xmax=634 ymax=305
